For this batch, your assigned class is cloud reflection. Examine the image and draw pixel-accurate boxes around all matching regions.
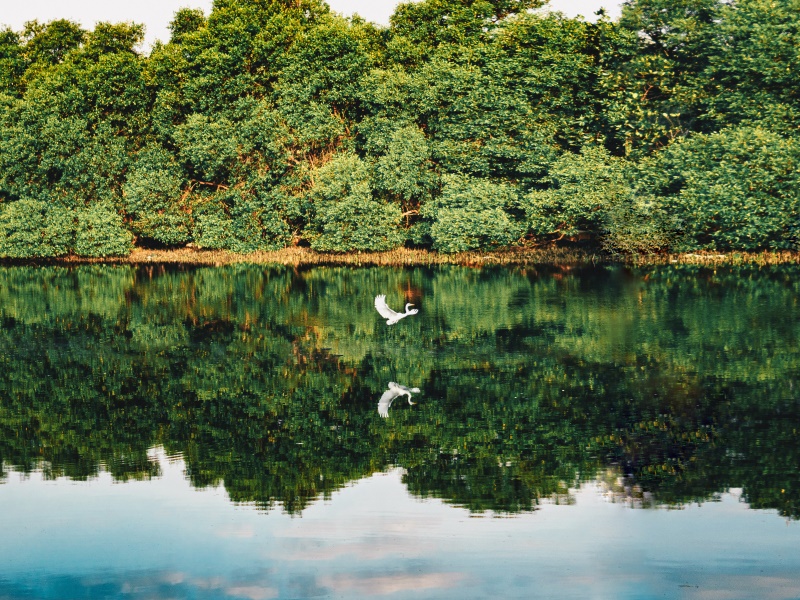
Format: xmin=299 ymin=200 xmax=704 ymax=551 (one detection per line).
xmin=215 ymin=524 xmax=256 ymax=539
xmin=681 ymin=574 xmax=800 ymax=600
xmin=320 ymin=571 xmax=467 ymax=596
xmin=0 ymin=569 xmax=282 ymax=600
xmin=280 ymin=538 xmax=436 ymax=562
xmin=225 ymin=585 xmax=278 ymax=600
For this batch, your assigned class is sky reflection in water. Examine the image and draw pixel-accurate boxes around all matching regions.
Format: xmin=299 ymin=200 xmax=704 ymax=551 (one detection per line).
xmin=2 ymin=449 xmax=800 ymax=600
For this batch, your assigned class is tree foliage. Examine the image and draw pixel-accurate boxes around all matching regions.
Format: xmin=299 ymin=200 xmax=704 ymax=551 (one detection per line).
xmin=0 ymin=0 xmax=798 ymax=256
xmin=641 ymin=126 xmax=800 ymax=250
xmin=526 ymin=145 xmax=673 ymax=253
xmin=304 ymin=152 xmax=404 ymax=251
xmin=425 ymin=174 xmax=524 ymax=251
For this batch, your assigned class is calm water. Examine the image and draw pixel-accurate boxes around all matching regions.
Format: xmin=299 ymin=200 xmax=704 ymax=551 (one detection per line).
xmin=1 ymin=263 xmax=799 ymax=599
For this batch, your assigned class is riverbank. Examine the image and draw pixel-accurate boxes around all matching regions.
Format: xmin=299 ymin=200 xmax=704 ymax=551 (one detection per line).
xmin=26 ymin=246 xmax=800 ymax=267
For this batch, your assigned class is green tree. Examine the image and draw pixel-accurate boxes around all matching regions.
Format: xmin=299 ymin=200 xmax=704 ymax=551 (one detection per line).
xmin=604 ymin=0 xmax=720 ymax=153
xmin=304 ymin=152 xmax=404 ymax=251
xmin=0 ymin=28 xmax=25 ymax=96
xmin=643 ymin=126 xmax=800 ymax=250
xmin=167 ymin=8 xmax=206 ymax=44
xmin=74 ymin=203 xmax=133 ymax=257
xmin=123 ymin=144 xmax=190 ymax=246
xmin=704 ymin=0 xmax=800 ymax=128
xmin=389 ymin=0 xmax=545 ymax=63
xmin=0 ymin=199 xmax=73 ymax=258
xmin=20 ymin=19 xmax=85 ymax=69
xmin=423 ymin=173 xmax=524 ymax=252
xmin=2 ymin=0 xmax=800 ymax=256
xmin=526 ymin=145 xmax=672 ymax=253
xmin=0 ymin=20 xmax=149 ymax=257
xmin=372 ymin=124 xmax=438 ymax=217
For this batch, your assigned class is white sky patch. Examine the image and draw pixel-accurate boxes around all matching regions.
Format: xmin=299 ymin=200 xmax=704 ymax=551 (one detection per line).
xmin=331 ymin=0 xmax=623 ymax=23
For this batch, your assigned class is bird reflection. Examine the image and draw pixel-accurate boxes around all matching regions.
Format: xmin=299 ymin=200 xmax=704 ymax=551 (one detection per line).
xmin=374 ymin=294 xmax=418 ymax=325
xmin=378 ymin=382 xmax=421 ymax=418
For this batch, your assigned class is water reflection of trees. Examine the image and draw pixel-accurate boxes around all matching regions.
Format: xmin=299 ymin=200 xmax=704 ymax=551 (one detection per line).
xmin=0 ymin=264 xmax=798 ymax=518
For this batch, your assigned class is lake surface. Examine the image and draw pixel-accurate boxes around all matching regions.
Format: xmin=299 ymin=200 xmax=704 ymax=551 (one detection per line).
xmin=1 ymin=263 xmax=799 ymax=599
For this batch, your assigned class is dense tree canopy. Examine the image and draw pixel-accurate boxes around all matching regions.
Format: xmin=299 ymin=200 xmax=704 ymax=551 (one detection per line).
xmin=0 ymin=0 xmax=798 ymax=256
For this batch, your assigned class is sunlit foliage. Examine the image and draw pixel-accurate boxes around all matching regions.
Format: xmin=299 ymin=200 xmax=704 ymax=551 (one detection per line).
xmin=0 ymin=0 xmax=797 ymax=255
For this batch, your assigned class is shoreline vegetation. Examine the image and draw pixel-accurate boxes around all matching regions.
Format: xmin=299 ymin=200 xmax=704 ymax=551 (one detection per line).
xmin=1 ymin=0 xmax=799 ymax=260
xmin=7 ymin=246 xmax=798 ymax=267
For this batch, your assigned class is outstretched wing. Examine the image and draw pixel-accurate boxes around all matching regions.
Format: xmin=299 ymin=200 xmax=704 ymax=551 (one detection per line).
xmin=374 ymin=295 xmax=400 ymax=320
xmin=378 ymin=387 xmax=401 ymax=418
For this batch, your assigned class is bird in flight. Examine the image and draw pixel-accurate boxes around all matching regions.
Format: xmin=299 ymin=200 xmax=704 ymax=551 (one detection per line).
xmin=374 ymin=294 xmax=418 ymax=325
xmin=378 ymin=382 xmax=421 ymax=418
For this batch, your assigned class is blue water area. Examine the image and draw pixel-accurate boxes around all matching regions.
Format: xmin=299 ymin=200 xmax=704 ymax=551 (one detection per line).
xmin=2 ymin=456 xmax=799 ymax=600
xmin=1 ymin=263 xmax=799 ymax=598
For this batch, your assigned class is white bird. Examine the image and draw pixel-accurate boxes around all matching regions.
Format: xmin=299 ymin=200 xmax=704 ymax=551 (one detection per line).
xmin=378 ymin=382 xmax=421 ymax=418
xmin=374 ymin=294 xmax=418 ymax=325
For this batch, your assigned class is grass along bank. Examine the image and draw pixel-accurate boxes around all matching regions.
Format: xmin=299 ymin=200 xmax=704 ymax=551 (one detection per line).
xmin=31 ymin=247 xmax=800 ymax=267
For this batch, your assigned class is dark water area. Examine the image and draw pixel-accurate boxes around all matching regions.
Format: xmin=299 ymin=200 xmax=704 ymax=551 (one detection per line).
xmin=1 ymin=263 xmax=799 ymax=599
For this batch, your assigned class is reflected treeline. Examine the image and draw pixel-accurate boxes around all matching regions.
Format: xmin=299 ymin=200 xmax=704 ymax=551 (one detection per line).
xmin=0 ymin=264 xmax=798 ymax=518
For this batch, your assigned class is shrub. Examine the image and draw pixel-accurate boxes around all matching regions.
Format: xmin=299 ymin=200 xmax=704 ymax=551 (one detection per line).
xmin=602 ymin=194 xmax=674 ymax=255
xmin=526 ymin=146 xmax=673 ymax=253
xmin=646 ymin=126 xmax=800 ymax=250
xmin=304 ymin=152 xmax=404 ymax=252
xmin=422 ymin=174 xmax=524 ymax=252
xmin=191 ymin=188 xmax=292 ymax=252
xmin=74 ymin=203 xmax=133 ymax=257
xmin=123 ymin=144 xmax=190 ymax=246
xmin=192 ymin=196 xmax=232 ymax=250
xmin=174 ymin=114 xmax=240 ymax=181
xmin=372 ymin=124 xmax=437 ymax=205
xmin=228 ymin=193 xmax=292 ymax=253
xmin=430 ymin=207 xmax=522 ymax=252
xmin=0 ymin=199 xmax=73 ymax=258
xmin=526 ymin=146 xmax=613 ymax=239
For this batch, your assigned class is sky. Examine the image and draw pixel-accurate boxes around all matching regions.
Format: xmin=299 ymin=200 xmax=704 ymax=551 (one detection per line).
xmin=0 ymin=0 xmax=622 ymax=51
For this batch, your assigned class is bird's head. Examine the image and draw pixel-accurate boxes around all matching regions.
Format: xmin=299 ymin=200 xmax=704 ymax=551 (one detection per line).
xmin=405 ymin=303 xmax=418 ymax=314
